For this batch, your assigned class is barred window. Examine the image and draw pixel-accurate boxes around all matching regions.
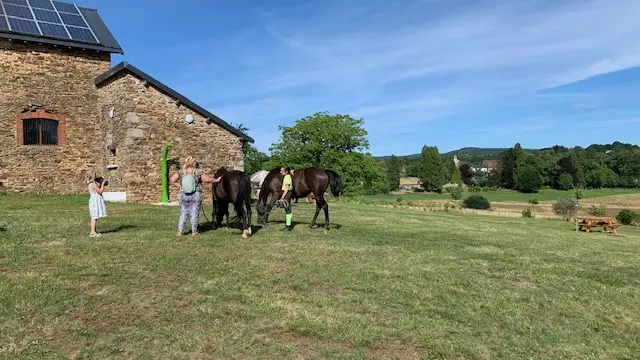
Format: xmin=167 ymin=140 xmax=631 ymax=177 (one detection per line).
xmin=23 ymin=119 xmax=59 ymax=145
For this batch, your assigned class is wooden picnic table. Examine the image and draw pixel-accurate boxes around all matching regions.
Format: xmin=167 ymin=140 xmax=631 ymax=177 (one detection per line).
xmin=576 ymin=216 xmax=621 ymax=235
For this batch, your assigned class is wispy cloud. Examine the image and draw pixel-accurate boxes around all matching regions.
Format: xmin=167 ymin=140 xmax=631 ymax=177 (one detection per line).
xmin=169 ymin=0 xmax=640 ymax=153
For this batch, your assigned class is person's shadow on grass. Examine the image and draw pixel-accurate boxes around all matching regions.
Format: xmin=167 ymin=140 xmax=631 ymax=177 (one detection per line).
xmin=101 ymin=225 xmax=135 ymax=234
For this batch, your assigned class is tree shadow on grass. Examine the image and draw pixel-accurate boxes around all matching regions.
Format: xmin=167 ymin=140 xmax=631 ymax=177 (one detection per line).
xmin=265 ymin=220 xmax=343 ymax=230
xmin=0 ymin=227 xmax=6 ymax=232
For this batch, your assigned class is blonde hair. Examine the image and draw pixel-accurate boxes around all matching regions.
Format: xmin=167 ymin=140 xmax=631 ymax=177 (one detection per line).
xmin=84 ymin=168 xmax=97 ymax=184
xmin=181 ymin=156 xmax=196 ymax=170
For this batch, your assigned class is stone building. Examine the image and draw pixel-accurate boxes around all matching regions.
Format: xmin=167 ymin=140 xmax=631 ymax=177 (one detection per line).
xmin=0 ymin=0 xmax=253 ymax=203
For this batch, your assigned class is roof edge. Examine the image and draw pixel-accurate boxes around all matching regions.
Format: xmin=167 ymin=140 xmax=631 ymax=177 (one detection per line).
xmin=0 ymin=32 xmax=124 ymax=54
xmin=95 ymin=62 xmax=254 ymax=143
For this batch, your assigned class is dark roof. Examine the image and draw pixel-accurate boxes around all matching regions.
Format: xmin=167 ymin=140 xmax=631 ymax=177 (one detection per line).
xmin=0 ymin=2 xmax=123 ymax=54
xmin=95 ymin=61 xmax=254 ymax=143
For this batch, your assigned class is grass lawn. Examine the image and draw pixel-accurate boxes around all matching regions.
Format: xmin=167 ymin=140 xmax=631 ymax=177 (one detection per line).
xmin=366 ymin=188 xmax=640 ymax=203
xmin=1 ymin=194 xmax=640 ymax=359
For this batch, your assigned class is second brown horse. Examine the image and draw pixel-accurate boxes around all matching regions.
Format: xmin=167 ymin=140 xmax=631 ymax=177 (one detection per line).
xmin=257 ymin=167 xmax=342 ymax=229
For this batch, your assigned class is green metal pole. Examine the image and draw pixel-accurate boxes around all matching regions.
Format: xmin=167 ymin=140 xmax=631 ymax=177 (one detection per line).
xmin=161 ymin=141 xmax=173 ymax=203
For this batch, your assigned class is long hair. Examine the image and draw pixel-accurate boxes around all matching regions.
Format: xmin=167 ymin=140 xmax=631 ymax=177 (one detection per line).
xmin=84 ymin=168 xmax=97 ymax=184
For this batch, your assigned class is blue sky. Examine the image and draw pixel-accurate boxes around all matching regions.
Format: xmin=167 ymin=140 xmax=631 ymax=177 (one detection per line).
xmin=78 ymin=0 xmax=640 ymax=156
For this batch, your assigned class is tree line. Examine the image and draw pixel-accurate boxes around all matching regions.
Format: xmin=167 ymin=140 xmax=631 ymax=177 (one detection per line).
xmin=236 ymin=112 xmax=639 ymax=195
xmin=385 ymin=142 xmax=640 ymax=193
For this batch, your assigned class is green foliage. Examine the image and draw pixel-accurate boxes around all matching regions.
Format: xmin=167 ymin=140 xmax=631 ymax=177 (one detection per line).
xmin=529 ymin=198 xmax=539 ymax=205
xmin=515 ymin=165 xmax=543 ymax=193
xmin=616 ymin=209 xmax=639 ymax=225
xmin=552 ymin=197 xmax=579 ymax=220
xmin=451 ymin=165 xmax=463 ymax=185
xmin=585 ymin=167 xmax=618 ymax=188
xmin=574 ymin=188 xmax=584 ymax=200
xmin=385 ymin=155 xmax=401 ymax=192
xmin=320 ymin=149 xmax=388 ymax=195
xmin=232 ymin=123 xmax=270 ymax=175
xmin=419 ymin=146 xmax=446 ymax=192
xmin=557 ymin=155 xmax=585 ymax=187
xmin=463 ymin=195 xmax=491 ymax=210
xmin=556 ymin=173 xmax=574 ymax=191
xmin=459 ymin=163 xmax=474 ymax=186
xmin=588 ymin=204 xmax=607 ymax=217
xmin=522 ymin=207 xmax=535 ymax=218
xmin=268 ymin=112 xmax=369 ymax=169
xmin=447 ymin=185 xmax=463 ymax=200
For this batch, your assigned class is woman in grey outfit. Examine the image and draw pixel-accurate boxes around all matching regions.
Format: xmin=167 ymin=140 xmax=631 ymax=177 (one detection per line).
xmin=169 ymin=156 xmax=221 ymax=236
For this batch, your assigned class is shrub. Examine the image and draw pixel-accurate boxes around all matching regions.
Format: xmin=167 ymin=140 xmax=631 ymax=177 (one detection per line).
xmin=463 ymin=195 xmax=491 ymax=210
xmin=556 ymin=173 xmax=574 ymax=190
xmin=529 ymin=198 xmax=539 ymax=205
xmin=552 ymin=197 xmax=579 ymax=220
xmin=447 ymin=185 xmax=463 ymax=200
xmin=522 ymin=207 xmax=535 ymax=218
xmin=616 ymin=209 xmax=639 ymax=225
xmin=589 ymin=204 xmax=606 ymax=217
xmin=574 ymin=188 xmax=583 ymax=200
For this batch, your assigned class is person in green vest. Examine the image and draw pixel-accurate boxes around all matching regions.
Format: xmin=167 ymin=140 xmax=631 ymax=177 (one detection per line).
xmin=280 ymin=166 xmax=294 ymax=232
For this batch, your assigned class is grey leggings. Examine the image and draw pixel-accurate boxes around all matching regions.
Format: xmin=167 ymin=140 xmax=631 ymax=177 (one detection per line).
xmin=178 ymin=191 xmax=202 ymax=233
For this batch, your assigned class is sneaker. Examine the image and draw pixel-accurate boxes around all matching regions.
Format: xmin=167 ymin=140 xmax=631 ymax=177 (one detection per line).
xmin=281 ymin=227 xmax=291 ymax=232
xmin=89 ymin=232 xmax=101 ymax=237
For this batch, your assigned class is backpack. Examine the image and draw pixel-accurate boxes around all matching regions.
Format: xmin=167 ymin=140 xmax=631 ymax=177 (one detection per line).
xmin=181 ymin=170 xmax=197 ymax=194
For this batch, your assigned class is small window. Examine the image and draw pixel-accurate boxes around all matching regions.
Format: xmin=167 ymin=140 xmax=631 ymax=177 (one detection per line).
xmin=23 ymin=118 xmax=59 ymax=145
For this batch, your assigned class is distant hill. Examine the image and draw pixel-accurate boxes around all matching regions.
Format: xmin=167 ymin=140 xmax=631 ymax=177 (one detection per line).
xmin=375 ymin=147 xmax=512 ymax=161
xmin=374 ymin=142 xmax=639 ymax=162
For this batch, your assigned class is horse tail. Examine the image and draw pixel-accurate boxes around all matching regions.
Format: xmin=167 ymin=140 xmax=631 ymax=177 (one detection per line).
xmin=325 ymin=169 xmax=342 ymax=199
xmin=234 ymin=174 xmax=251 ymax=218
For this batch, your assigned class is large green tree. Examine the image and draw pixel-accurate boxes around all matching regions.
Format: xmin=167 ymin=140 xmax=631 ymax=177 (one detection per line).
xmin=266 ymin=112 xmax=386 ymax=195
xmin=419 ymin=146 xmax=446 ymax=192
xmin=268 ymin=112 xmax=369 ymax=168
xmin=385 ymin=155 xmax=401 ymax=192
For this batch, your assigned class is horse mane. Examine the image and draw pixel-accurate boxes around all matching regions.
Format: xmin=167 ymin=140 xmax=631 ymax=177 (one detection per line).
xmin=214 ymin=167 xmax=229 ymax=177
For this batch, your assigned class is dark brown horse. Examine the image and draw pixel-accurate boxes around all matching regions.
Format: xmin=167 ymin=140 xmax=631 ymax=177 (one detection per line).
xmin=257 ymin=167 xmax=342 ymax=229
xmin=212 ymin=167 xmax=252 ymax=238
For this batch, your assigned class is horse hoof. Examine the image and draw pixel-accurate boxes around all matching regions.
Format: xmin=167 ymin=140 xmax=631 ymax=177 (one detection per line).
xmin=242 ymin=230 xmax=249 ymax=239
xmin=248 ymin=228 xmax=253 ymax=235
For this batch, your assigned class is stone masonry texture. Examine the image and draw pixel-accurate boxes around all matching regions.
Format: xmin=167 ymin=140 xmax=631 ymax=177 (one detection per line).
xmin=0 ymin=39 xmax=111 ymax=195
xmin=0 ymin=39 xmax=245 ymax=203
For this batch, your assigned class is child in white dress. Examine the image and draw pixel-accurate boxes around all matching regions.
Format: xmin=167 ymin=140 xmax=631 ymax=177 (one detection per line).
xmin=88 ymin=175 xmax=108 ymax=237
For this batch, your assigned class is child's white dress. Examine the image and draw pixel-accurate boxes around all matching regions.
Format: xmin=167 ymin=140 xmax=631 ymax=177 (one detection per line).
xmin=88 ymin=185 xmax=107 ymax=220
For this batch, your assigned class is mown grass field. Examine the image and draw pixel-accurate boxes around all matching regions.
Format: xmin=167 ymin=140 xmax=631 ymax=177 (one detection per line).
xmin=1 ymin=194 xmax=640 ymax=359
xmin=367 ymin=188 xmax=640 ymax=203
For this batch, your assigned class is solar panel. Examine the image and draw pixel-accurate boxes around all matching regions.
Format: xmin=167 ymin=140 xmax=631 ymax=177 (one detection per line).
xmin=59 ymin=12 xmax=85 ymax=27
xmin=4 ymin=0 xmax=28 ymax=6
xmin=0 ymin=0 xmax=99 ymax=43
xmin=33 ymin=8 xmax=60 ymax=23
xmin=38 ymin=21 xmax=67 ymax=38
xmin=52 ymin=1 xmax=78 ymax=14
xmin=0 ymin=15 xmax=9 ymax=30
xmin=28 ymin=0 xmax=54 ymax=10
xmin=66 ymin=25 xmax=93 ymax=42
xmin=4 ymin=3 xmax=34 ymax=19
xmin=7 ymin=17 xmax=39 ymax=34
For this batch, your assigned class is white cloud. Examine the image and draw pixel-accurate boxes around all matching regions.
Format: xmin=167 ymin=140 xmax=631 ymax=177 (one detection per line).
xmin=173 ymin=0 xmax=640 ymax=151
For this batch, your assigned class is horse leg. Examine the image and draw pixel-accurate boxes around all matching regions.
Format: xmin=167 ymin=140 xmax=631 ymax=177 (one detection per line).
xmin=212 ymin=199 xmax=219 ymax=230
xmin=264 ymin=193 xmax=280 ymax=226
xmin=310 ymin=200 xmax=322 ymax=228
xmin=323 ymin=202 xmax=330 ymax=230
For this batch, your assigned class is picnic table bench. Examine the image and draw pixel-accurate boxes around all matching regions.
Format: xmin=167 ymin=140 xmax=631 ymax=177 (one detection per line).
xmin=576 ymin=216 xmax=622 ymax=235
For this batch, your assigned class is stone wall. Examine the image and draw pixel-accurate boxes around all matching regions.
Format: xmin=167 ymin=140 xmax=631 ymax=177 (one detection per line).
xmin=97 ymin=72 xmax=245 ymax=203
xmin=0 ymin=40 xmax=111 ymax=194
